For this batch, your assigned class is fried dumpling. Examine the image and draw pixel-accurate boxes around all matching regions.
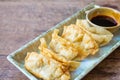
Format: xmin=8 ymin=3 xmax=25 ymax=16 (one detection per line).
xmin=25 ymin=52 xmax=70 ymax=80
xmin=49 ymin=29 xmax=78 ymax=60
xmin=62 ymin=24 xmax=99 ymax=60
xmin=62 ymin=24 xmax=84 ymax=43
xmin=39 ymin=38 xmax=80 ymax=71
xmin=76 ymin=19 xmax=113 ymax=46
xmin=39 ymin=38 xmax=69 ymax=66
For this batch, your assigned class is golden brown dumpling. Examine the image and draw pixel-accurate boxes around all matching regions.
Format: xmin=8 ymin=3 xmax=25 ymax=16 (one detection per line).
xmin=25 ymin=52 xmax=70 ymax=80
xmin=49 ymin=29 xmax=78 ymax=60
xmin=39 ymin=38 xmax=69 ymax=66
xmin=76 ymin=19 xmax=113 ymax=46
xmin=39 ymin=38 xmax=80 ymax=71
xmin=62 ymin=24 xmax=99 ymax=60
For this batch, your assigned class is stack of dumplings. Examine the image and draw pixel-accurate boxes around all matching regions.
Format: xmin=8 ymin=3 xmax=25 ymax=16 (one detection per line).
xmin=25 ymin=19 xmax=113 ymax=80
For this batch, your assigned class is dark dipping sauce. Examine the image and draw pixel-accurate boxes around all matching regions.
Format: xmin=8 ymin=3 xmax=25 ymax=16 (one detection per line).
xmin=91 ymin=15 xmax=117 ymax=27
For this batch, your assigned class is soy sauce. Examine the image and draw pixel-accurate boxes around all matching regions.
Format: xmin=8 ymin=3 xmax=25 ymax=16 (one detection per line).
xmin=91 ymin=15 xmax=117 ymax=27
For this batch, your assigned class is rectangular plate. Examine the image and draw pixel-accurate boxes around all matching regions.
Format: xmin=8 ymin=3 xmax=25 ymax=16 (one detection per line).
xmin=7 ymin=3 xmax=120 ymax=80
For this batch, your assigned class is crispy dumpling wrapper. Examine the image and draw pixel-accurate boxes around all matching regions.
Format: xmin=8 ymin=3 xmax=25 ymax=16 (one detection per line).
xmin=76 ymin=19 xmax=113 ymax=46
xmin=25 ymin=52 xmax=70 ymax=80
xmin=62 ymin=24 xmax=99 ymax=60
xmin=39 ymin=38 xmax=80 ymax=71
xmin=49 ymin=29 xmax=78 ymax=60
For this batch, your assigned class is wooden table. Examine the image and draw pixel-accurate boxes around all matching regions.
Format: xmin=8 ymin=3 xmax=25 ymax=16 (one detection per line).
xmin=0 ymin=0 xmax=120 ymax=80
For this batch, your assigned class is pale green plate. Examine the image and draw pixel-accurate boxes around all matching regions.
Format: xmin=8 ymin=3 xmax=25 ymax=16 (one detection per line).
xmin=7 ymin=3 xmax=120 ymax=80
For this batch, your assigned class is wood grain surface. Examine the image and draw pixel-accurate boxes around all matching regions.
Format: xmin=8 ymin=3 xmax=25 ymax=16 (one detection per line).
xmin=0 ymin=0 xmax=120 ymax=80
